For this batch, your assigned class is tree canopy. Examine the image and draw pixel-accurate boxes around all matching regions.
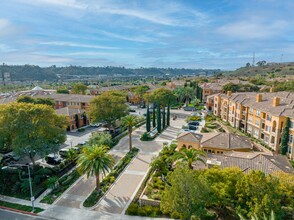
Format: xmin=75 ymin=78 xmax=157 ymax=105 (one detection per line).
xmin=71 ymin=83 xmax=87 ymax=95
xmin=17 ymin=96 xmax=55 ymax=107
xmin=89 ymin=91 xmax=128 ymax=128
xmin=0 ymin=102 xmax=67 ymax=165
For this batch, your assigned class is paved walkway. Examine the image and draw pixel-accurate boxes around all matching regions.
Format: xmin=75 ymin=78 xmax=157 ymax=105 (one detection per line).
xmin=93 ymin=118 xmax=185 ymax=215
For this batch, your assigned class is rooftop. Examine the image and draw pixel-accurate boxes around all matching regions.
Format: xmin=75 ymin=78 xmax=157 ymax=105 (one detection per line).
xmin=193 ymin=153 xmax=294 ymax=175
xmin=201 ymin=132 xmax=253 ymax=150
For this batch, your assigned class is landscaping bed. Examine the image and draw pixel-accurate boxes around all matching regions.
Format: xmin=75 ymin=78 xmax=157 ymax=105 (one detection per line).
xmin=40 ymin=169 xmax=81 ymax=204
xmin=0 ymin=200 xmax=44 ymax=213
xmin=83 ymin=147 xmax=139 ymax=208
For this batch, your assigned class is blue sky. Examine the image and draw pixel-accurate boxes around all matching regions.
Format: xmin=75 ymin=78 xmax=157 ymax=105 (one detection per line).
xmin=0 ymin=0 xmax=293 ymax=69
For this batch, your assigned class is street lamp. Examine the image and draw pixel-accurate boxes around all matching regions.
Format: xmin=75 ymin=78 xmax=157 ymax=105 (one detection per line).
xmin=2 ymin=164 xmax=35 ymax=212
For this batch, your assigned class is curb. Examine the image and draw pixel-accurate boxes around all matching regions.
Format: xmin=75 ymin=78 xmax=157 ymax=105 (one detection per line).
xmin=0 ymin=205 xmax=38 ymax=216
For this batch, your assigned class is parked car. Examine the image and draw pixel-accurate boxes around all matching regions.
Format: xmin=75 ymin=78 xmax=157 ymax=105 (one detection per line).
xmin=129 ymin=109 xmax=136 ymax=112
xmin=59 ymin=149 xmax=69 ymax=158
xmin=188 ymin=121 xmax=200 ymax=126
xmin=90 ymin=123 xmax=102 ymax=127
xmin=78 ymin=141 xmax=87 ymax=146
xmin=3 ymin=152 xmax=20 ymax=161
xmin=188 ymin=125 xmax=198 ymax=131
xmin=46 ymin=154 xmax=62 ymax=165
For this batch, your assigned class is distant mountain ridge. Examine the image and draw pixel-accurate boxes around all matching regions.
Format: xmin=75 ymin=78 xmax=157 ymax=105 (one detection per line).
xmin=0 ymin=65 xmax=221 ymax=82
xmin=225 ymin=62 xmax=294 ymax=77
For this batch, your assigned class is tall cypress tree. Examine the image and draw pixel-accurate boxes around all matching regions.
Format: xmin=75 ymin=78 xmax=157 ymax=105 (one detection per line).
xmin=167 ymin=102 xmax=170 ymax=126
xmin=162 ymin=106 xmax=166 ymax=129
xmin=152 ymin=104 xmax=156 ymax=128
xmin=157 ymin=102 xmax=161 ymax=133
xmin=280 ymin=117 xmax=290 ymax=155
xmin=146 ymin=104 xmax=151 ymax=132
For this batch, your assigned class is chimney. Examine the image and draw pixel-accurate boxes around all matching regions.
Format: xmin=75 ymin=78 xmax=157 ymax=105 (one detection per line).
xmin=256 ymin=94 xmax=262 ymax=102
xmin=227 ymin=91 xmax=232 ymax=96
xmin=273 ymin=97 xmax=280 ymax=107
xmin=270 ymin=87 xmax=274 ymax=93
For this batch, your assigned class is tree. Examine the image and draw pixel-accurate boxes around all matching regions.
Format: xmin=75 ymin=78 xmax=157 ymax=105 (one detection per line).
xmin=235 ymin=171 xmax=283 ymax=219
xmin=66 ymin=148 xmax=78 ymax=162
xmin=246 ymin=62 xmax=251 ymax=67
xmin=121 ymin=115 xmax=138 ymax=151
xmin=56 ymin=88 xmax=69 ymax=94
xmin=161 ymin=165 xmax=210 ymax=219
xmin=183 ymin=87 xmax=194 ymax=106
xmin=72 ymin=83 xmax=87 ymax=95
xmin=17 ymin=96 xmax=55 ymax=107
xmin=77 ymin=145 xmax=114 ymax=192
xmin=146 ymin=104 xmax=151 ymax=132
xmin=88 ymin=132 xmax=113 ymax=147
xmin=174 ymin=87 xmax=185 ymax=104
xmin=0 ymin=103 xmax=67 ymax=166
xmin=162 ymin=106 xmax=166 ymax=129
xmin=134 ymin=85 xmax=149 ymax=105
xmin=256 ymin=60 xmax=266 ymax=66
xmin=200 ymin=167 xmax=243 ymax=208
xmin=157 ymin=102 xmax=161 ymax=133
xmin=280 ymin=117 xmax=290 ymax=155
xmin=167 ymin=102 xmax=170 ymax=126
xmin=173 ymin=148 xmax=206 ymax=169
xmin=90 ymin=91 xmax=128 ymax=130
xmin=153 ymin=104 xmax=156 ymax=128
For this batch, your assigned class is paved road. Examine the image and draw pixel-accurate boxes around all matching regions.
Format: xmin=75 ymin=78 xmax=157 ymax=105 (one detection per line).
xmin=0 ymin=209 xmax=50 ymax=220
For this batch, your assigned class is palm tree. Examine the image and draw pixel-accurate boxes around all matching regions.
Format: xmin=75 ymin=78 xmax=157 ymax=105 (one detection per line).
xmin=66 ymin=148 xmax=78 ymax=162
xmin=121 ymin=115 xmax=138 ymax=151
xmin=174 ymin=87 xmax=185 ymax=105
xmin=183 ymin=87 xmax=194 ymax=106
xmin=173 ymin=148 xmax=206 ymax=169
xmin=77 ymin=145 xmax=114 ymax=192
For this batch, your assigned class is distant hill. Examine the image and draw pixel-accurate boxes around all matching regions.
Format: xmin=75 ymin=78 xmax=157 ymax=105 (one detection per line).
xmin=225 ymin=62 xmax=294 ymax=77
xmin=0 ymin=65 xmax=221 ymax=82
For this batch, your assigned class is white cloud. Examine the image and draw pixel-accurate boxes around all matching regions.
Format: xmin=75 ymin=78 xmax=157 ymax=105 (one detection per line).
xmin=99 ymin=30 xmax=154 ymax=43
xmin=39 ymin=41 xmax=119 ymax=49
xmin=217 ymin=20 xmax=288 ymax=39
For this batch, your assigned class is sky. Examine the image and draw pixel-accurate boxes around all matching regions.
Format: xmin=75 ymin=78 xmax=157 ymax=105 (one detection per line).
xmin=0 ymin=0 xmax=294 ymax=70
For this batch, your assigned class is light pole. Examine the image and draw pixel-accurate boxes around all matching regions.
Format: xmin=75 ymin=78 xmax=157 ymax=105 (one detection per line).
xmin=2 ymin=164 xmax=35 ymax=212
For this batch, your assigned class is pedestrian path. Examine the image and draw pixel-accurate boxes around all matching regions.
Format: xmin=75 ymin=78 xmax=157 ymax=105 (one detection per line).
xmin=92 ymin=119 xmax=184 ymax=215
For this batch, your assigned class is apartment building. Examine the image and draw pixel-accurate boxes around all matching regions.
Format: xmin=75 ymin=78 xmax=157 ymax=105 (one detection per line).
xmin=210 ymin=91 xmax=294 ymax=159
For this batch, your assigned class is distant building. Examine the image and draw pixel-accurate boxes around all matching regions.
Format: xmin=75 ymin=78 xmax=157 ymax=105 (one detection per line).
xmin=210 ymin=91 xmax=294 ymax=159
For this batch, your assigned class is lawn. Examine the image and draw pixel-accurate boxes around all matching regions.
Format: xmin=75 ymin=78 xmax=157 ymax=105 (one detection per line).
xmin=0 ymin=200 xmax=44 ymax=213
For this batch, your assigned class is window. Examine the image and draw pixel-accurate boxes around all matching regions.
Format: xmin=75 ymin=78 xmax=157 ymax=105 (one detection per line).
xmin=265 ymin=136 xmax=269 ymax=143
xmin=249 ymin=108 xmax=253 ymax=114
xmin=247 ymin=125 xmax=252 ymax=133
xmin=76 ymin=102 xmax=79 ymax=106
xmin=289 ymin=135 xmax=293 ymax=144
xmin=266 ymin=114 xmax=271 ymax=121
xmin=291 ymin=121 xmax=294 ymax=129
xmin=265 ymin=125 xmax=271 ymax=132
xmin=248 ymin=117 xmax=252 ymax=123
xmin=255 ymin=120 xmax=260 ymax=126
xmin=256 ymin=110 xmax=260 ymax=116
xmin=254 ymin=129 xmax=259 ymax=138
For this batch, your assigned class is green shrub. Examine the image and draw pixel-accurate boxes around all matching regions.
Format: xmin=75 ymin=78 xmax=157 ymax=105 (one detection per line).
xmin=126 ymin=203 xmax=139 ymax=215
xmin=140 ymin=132 xmax=151 ymax=141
